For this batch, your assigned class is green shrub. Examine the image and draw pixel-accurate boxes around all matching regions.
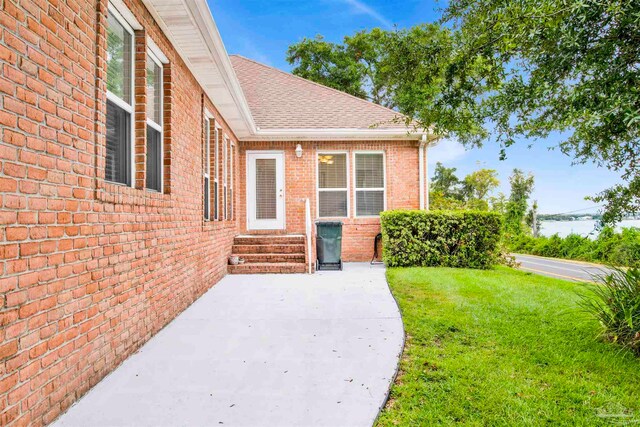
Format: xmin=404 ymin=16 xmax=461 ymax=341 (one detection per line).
xmin=380 ymin=210 xmax=503 ymax=269
xmin=581 ymin=268 xmax=640 ymax=356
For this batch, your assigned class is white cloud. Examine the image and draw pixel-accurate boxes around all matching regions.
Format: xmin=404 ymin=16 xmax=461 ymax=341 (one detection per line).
xmin=428 ymin=138 xmax=468 ymax=165
xmin=341 ymin=0 xmax=392 ymax=28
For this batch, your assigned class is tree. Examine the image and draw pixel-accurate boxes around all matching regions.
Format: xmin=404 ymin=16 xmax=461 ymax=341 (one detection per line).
xmin=431 ymin=162 xmax=462 ymax=199
xmin=489 ymin=192 xmax=508 ymax=215
xmin=285 ymin=35 xmax=365 ymax=100
xmin=462 ymin=168 xmax=499 ymax=201
xmin=287 ymin=25 xmax=495 ymax=143
xmin=444 ymin=0 xmax=640 ymax=223
xmin=504 ymin=169 xmax=535 ymax=235
xmin=429 ymin=190 xmax=467 ymax=211
xmin=526 ymin=200 xmax=542 ymax=237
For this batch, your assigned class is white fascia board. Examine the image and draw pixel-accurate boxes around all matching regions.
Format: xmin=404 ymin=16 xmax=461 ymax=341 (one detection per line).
xmin=183 ymin=0 xmax=257 ymax=135
xmin=241 ymin=128 xmax=439 ymax=142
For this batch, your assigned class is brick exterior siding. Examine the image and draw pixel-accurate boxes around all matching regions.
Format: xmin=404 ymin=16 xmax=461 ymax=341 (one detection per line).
xmin=0 ymin=1 xmax=240 ymax=425
xmin=238 ymin=141 xmax=424 ymax=262
xmin=0 ymin=0 xmax=426 ymax=425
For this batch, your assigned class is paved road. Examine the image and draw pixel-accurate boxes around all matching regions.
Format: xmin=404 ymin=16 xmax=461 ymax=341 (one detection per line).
xmin=513 ymin=253 xmax=612 ymax=282
xmin=52 ymin=263 xmax=403 ymax=427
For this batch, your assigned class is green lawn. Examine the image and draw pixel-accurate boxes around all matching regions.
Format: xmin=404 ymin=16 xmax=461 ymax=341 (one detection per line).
xmin=377 ymin=266 xmax=640 ymax=426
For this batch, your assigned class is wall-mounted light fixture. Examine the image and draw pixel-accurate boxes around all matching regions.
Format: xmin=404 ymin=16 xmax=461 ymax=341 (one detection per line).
xmin=295 ymin=144 xmax=303 ymax=158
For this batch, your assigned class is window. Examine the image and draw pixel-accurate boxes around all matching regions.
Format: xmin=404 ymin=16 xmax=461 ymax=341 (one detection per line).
xmin=355 ymin=152 xmax=385 ymax=216
xmin=229 ymin=141 xmax=234 ymax=219
xmin=105 ymin=7 xmax=134 ymax=186
xmin=317 ymin=153 xmax=348 ymax=217
xmin=213 ymin=126 xmax=219 ymax=220
xmin=223 ymin=135 xmax=228 ymax=220
xmin=145 ymin=52 xmax=162 ymax=192
xmin=203 ymin=117 xmax=211 ymax=220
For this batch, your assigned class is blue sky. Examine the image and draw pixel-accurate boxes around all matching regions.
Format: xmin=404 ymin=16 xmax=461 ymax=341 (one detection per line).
xmin=209 ymin=0 xmax=624 ymax=214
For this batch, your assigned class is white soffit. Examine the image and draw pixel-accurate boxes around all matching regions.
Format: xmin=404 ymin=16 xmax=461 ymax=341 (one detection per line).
xmin=141 ymin=0 xmax=437 ymax=142
xmin=141 ymin=0 xmax=256 ymax=138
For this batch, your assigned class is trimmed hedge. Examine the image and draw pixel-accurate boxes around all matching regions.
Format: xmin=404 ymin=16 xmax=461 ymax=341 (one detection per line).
xmin=381 ymin=210 xmax=503 ymax=269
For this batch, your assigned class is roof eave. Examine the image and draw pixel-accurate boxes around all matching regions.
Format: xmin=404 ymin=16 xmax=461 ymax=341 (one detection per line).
xmin=141 ymin=0 xmax=257 ymax=138
xmin=241 ymin=128 xmax=439 ymax=142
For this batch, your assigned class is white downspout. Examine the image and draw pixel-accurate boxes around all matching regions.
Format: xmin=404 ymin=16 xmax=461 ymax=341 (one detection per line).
xmin=419 ymin=134 xmax=427 ymax=210
xmin=425 ymin=143 xmax=429 ymax=211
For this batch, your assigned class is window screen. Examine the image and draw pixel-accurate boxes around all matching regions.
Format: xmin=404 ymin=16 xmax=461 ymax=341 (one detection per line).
xmin=106 ymin=100 xmax=131 ymax=185
xmin=318 ymin=153 xmax=348 ymax=217
xmin=355 ymin=153 xmax=385 ymax=216
xmin=203 ymin=118 xmax=211 ymax=220
xmin=204 ymin=176 xmax=210 ymax=220
xmin=146 ymin=125 xmax=161 ymax=191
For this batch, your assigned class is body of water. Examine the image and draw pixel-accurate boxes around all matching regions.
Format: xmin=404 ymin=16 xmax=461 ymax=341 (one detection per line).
xmin=539 ymin=219 xmax=640 ymax=238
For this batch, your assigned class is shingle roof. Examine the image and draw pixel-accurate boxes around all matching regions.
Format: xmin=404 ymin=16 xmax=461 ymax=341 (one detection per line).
xmin=229 ymin=55 xmax=409 ymax=131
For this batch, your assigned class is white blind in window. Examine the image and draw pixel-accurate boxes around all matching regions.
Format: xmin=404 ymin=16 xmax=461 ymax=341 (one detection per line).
xmin=318 ymin=153 xmax=348 ymax=217
xmin=256 ymin=158 xmax=277 ymax=220
xmin=355 ymin=153 xmax=385 ymax=216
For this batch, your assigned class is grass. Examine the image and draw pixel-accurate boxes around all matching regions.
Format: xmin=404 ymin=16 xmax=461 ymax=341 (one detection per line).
xmin=376 ymin=266 xmax=640 ymax=426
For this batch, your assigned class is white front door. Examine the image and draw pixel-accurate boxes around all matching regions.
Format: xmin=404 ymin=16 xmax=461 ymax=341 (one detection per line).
xmin=247 ymin=151 xmax=285 ymax=230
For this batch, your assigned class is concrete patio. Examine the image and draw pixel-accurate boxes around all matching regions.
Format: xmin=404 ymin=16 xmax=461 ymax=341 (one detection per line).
xmin=52 ymin=263 xmax=404 ymax=427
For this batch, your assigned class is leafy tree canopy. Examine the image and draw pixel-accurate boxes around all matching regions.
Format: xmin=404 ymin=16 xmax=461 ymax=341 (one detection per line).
xmin=287 ymin=0 xmax=640 ymax=223
xmin=504 ymin=169 xmax=535 ymax=235
xmin=444 ymin=0 xmax=640 ymax=223
xmin=463 ymin=168 xmax=500 ymax=201
xmin=431 ymin=162 xmax=462 ymax=199
xmin=287 ymin=25 xmax=495 ymax=142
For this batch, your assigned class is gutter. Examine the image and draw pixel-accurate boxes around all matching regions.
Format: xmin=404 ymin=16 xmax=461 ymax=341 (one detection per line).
xmin=241 ymin=128 xmax=428 ymax=142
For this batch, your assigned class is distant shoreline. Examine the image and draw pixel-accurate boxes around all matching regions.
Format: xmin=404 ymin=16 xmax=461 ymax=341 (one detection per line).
xmin=539 ymin=219 xmax=640 ymax=238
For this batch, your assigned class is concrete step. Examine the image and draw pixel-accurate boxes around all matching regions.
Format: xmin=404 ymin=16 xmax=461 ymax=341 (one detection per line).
xmin=234 ymin=235 xmax=305 ymax=245
xmin=235 ymin=253 xmax=306 ymax=263
xmin=228 ymin=263 xmax=307 ymax=275
xmin=232 ymin=244 xmax=305 ymax=255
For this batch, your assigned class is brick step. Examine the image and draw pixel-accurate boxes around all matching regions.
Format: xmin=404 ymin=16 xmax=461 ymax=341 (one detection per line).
xmin=234 ymin=253 xmax=306 ymax=263
xmin=228 ymin=262 xmax=307 ymax=275
xmin=232 ymin=244 xmax=305 ymax=255
xmin=234 ymin=235 xmax=305 ymax=245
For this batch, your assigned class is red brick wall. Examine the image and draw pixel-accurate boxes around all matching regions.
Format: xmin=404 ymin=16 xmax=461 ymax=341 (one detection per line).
xmin=0 ymin=1 xmax=239 ymax=425
xmin=238 ymin=140 xmax=422 ymax=262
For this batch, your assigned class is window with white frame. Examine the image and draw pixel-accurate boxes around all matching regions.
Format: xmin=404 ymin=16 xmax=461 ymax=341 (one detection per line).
xmin=223 ymin=135 xmax=228 ymax=220
xmin=317 ymin=153 xmax=348 ymax=217
xmin=105 ymin=7 xmax=134 ymax=186
xmin=203 ymin=117 xmax=211 ymax=220
xmin=213 ymin=125 xmax=219 ymax=220
xmin=145 ymin=52 xmax=162 ymax=191
xmin=229 ymin=141 xmax=234 ymax=220
xmin=355 ymin=152 xmax=385 ymax=216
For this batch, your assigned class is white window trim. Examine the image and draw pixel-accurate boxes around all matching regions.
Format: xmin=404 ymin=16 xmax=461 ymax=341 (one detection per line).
xmin=316 ymin=151 xmax=350 ymax=219
xmin=230 ymin=140 xmax=234 ymax=220
xmin=146 ymin=36 xmax=169 ymax=64
xmin=106 ymin=3 xmax=135 ymax=188
xmin=146 ymin=50 xmax=163 ymax=193
xmin=223 ymin=134 xmax=228 ymax=220
xmin=203 ymin=114 xmax=212 ymax=221
xmin=213 ymin=124 xmax=219 ymax=220
xmin=353 ymin=151 xmax=387 ymax=218
xmin=109 ymin=0 xmax=142 ymax=31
